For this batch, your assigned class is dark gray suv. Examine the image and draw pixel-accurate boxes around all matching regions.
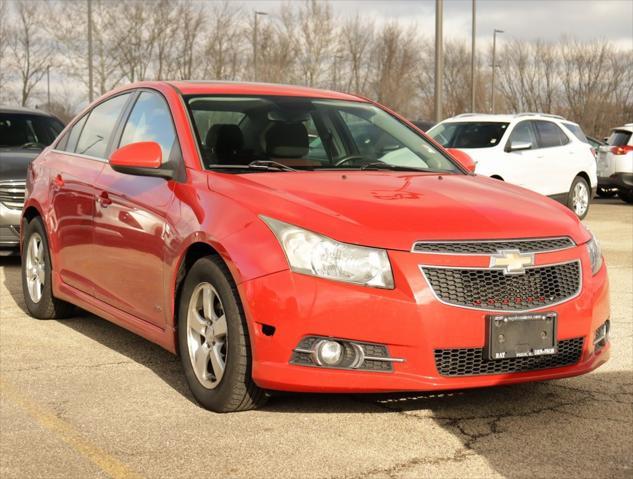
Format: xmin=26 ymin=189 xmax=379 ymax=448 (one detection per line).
xmin=0 ymin=106 xmax=64 ymax=253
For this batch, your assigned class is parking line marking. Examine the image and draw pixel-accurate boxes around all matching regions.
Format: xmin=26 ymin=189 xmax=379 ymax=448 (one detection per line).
xmin=0 ymin=379 xmax=143 ymax=479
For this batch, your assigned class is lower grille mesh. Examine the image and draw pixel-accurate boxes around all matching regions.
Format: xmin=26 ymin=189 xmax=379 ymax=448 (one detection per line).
xmin=434 ymin=337 xmax=584 ymax=376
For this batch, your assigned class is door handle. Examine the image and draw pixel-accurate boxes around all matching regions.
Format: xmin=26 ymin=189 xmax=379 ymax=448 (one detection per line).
xmin=97 ymin=191 xmax=112 ymax=207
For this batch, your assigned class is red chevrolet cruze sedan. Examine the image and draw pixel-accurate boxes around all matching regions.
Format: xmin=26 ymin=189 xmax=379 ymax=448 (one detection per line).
xmin=21 ymin=81 xmax=610 ymax=412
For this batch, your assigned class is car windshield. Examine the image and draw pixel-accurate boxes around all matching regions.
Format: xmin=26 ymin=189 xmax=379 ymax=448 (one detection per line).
xmin=0 ymin=113 xmax=64 ymax=148
xmin=185 ymin=96 xmax=461 ymax=173
xmin=607 ymin=130 xmax=632 ymax=146
xmin=428 ymin=121 xmax=509 ymax=149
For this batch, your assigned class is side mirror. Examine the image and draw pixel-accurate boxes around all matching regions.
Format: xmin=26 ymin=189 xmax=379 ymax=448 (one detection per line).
xmin=447 ymin=148 xmax=476 ymax=173
xmin=109 ymin=141 xmax=174 ymax=180
xmin=505 ymin=141 xmax=532 ymax=152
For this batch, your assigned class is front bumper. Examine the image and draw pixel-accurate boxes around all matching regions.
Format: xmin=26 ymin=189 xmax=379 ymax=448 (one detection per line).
xmin=239 ymin=245 xmax=610 ymax=393
xmin=0 ymin=202 xmax=21 ymax=248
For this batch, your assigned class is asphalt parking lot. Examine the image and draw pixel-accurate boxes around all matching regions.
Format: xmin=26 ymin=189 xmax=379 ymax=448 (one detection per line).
xmin=1 ymin=199 xmax=631 ymax=479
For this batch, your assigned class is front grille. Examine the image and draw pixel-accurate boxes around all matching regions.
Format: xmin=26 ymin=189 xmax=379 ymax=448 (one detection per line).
xmin=421 ymin=261 xmax=581 ymax=311
xmin=0 ymin=181 xmax=26 ymax=210
xmin=434 ymin=337 xmax=584 ymax=376
xmin=413 ymin=237 xmax=574 ymax=254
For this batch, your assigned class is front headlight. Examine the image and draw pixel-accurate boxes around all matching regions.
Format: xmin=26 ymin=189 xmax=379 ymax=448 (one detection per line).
xmin=261 ymin=216 xmax=394 ymax=289
xmin=586 ymin=233 xmax=603 ymax=275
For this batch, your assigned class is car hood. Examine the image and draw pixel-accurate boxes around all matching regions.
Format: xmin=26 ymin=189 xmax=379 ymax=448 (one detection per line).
xmin=0 ymin=149 xmax=41 ymax=181
xmin=210 ymin=171 xmax=589 ymax=251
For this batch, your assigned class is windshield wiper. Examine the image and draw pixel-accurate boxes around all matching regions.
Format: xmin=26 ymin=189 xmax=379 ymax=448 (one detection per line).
xmin=359 ymin=162 xmax=430 ymax=172
xmin=206 ymin=161 xmax=296 ymax=173
xmin=248 ymin=160 xmax=296 ymax=171
xmin=20 ymin=142 xmax=45 ymax=149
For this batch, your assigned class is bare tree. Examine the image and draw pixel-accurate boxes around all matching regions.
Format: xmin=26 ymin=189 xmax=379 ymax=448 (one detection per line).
xmin=203 ymin=1 xmax=245 ymax=80
xmin=0 ymin=0 xmax=9 ymax=99
xmin=340 ymin=15 xmax=374 ymax=95
xmin=295 ymin=0 xmax=335 ymax=87
xmin=8 ymin=0 xmax=56 ymax=106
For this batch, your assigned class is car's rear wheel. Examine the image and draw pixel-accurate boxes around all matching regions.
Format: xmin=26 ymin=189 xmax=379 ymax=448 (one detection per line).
xmin=567 ymin=176 xmax=590 ymax=219
xmin=618 ymin=188 xmax=633 ymax=204
xmin=177 ymin=256 xmax=267 ymax=412
xmin=21 ymin=217 xmax=74 ymax=319
xmin=596 ymin=187 xmax=617 ymax=198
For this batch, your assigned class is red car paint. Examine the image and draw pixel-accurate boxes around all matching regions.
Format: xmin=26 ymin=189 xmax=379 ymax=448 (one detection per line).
xmin=23 ymin=81 xmax=609 ymax=393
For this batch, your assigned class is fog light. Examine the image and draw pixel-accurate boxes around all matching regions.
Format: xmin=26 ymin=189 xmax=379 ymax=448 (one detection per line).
xmin=313 ymin=340 xmax=343 ymax=366
xmin=594 ymin=319 xmax=610 ymax=351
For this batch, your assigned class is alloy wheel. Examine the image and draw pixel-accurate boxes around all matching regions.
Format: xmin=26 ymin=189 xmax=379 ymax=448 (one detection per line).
xmin=25 ymin=232 xmax=45 ymax=303
xmin=186 ymin=283 xmax=228 ymax=389
xmin=572 ymin=182 xmax=589 ymax=217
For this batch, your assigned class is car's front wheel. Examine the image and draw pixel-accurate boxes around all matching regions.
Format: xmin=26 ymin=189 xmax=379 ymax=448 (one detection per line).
xmin=618 ymin=188 xmax=633 ymax=204
xmin=177 ymin=256 xmax=267 ymax=412
xmin=567 ymin=176 xmax=590 ymax=219
xmin=21 ymin=217 xmax=74 ymax=319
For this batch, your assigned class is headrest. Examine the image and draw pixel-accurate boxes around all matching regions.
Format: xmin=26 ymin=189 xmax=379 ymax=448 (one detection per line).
xmin=205 ymin=124 xmax=244 ymax=164
xmin=265 ymin=123 xmax=308 ymax=158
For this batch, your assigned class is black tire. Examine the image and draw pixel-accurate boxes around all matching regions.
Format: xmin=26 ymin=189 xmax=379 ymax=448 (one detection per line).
xmin=618 ymin=188 xmax=633 ymax=204
xmin=596 ymin=187 xmax=617 ymax=198
xmin=567 ymin=176 xmax=591 ymax=220
xmin=177 ymin=256 xmax=267 ymax=412
xmin=21 ymin=217 xmax=74 ymax=319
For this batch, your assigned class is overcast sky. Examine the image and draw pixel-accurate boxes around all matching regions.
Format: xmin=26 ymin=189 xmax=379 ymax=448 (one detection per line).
xmin=244 ymin=0 xmax=633 ymax=49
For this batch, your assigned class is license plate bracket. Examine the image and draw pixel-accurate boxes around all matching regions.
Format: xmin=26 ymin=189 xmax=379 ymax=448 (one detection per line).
xmin=486 ymin=312 xmax=557 ymax=360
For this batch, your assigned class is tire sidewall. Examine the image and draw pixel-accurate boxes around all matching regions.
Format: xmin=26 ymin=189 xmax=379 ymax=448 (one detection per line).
xmin=177 ymin=257 xmax=249 ymax=411
xmin=21 ymin=218 xmax=55 ymax=317
xmin=568 ymin=176 xmax=590 ymax=220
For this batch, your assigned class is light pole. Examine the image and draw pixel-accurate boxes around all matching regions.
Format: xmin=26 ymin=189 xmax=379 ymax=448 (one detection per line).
xmin=490 ymin=28 xmax=504 ymax=113
xmin=434 ymin=0 xmax=444 ymax=122
xmin=470 ymin=0 xmax=476 ymax=112
xmin=253 ymin=10 xmax=268 ymax=81
xmin=87 ymin=0 xmax=93 ymax=102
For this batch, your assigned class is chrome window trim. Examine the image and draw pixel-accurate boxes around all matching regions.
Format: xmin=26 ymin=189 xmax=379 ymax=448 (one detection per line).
xmin=49 ymin=149 xmax=107 ymax=163
xmin=411 ymin=236 xmax=576 ymax=255
xmin=419 ymin=259 xmax=583 ymax=313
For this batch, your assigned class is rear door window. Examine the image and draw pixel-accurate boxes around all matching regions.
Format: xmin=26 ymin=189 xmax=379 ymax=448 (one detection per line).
xmin=75 ymin=93 xmax=131 ymax=158
xmin=119 ymin=91 xmax=177 ymax=161
xmin=508 ymin=121 xmax=538 ymax=149
xmin=534 ymin=121 xmax=570 ymax=148
xmin=60 ymin=115 xmax=88 ymax=152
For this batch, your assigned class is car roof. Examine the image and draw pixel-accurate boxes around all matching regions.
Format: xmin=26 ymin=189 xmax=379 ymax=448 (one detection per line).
xmin=0 ymin=105 xmax=56 ymax=117
xmin=612 ymin=124 xmax=633 ymax=133
xmin=439 ymin=112 xmax=570 ymax=124
xmin=165 ymin=80 xmax=366 ymax=102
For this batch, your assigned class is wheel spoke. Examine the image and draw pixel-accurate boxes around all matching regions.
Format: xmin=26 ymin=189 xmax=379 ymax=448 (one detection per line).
xmin=209 ymin=343 xmax=225 ymax=382
xmin=213 ymin=314 xmax=227 ymax=339
xmin=189 ymin=310 xmax=207 ymax=336
xmin=202 ymin=285 xmax=214 ymax=320
xmin=193 ymin=343 xmax=210 ymax=378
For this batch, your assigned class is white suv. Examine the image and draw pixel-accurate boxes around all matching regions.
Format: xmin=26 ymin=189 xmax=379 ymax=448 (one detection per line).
xmin=428 ymin=113 xmax=597 ymax=219
xmin=597 ymin=124 xmax=633 ymax=204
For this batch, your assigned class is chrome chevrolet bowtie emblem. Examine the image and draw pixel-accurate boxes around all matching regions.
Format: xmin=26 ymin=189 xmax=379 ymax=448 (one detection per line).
xmin=489 ymin=249 xmax=534 ymax=275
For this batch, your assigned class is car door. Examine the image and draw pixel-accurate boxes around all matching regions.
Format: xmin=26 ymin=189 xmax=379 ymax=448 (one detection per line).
xmin=503 ymin=120 xmax=550 ymax=194
xmin=533 ymin=120 xmax=572 ymax=196
xmin=50 ymin=93 xmax=132 ymax=295
xmin=91 ymin=90 xmax=179 ymax=328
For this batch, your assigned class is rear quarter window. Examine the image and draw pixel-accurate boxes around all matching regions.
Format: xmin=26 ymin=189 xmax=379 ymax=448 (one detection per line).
xmin=562 ymin=122 xmax=588 ymax=143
